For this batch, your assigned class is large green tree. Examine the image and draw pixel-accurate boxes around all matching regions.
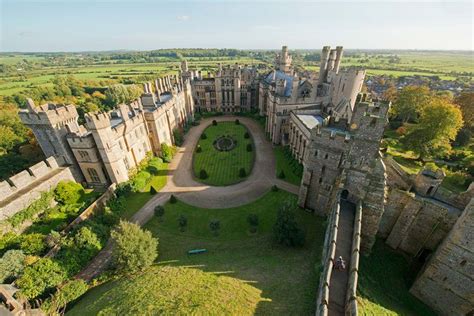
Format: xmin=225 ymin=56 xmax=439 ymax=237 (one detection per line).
xmin=402 ymin=96 xmax=464 ymax=159
xmin=111 ymin=220 xmax=158 ymax=274
xmin=273 ymin=202 xmax=305 ymax=247
xmin=392 ymin=85 xmax=432 ymax=122
xmin=454 ymin=92 xmax=474 ymax=128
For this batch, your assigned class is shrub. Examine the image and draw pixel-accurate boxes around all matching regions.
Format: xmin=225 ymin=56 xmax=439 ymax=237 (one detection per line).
xmin=160 ymin=143 xmax=173 ymax=163
xmin=115 ymin=182 xmax=133 ymax=197
xmin=247 ymin=214 xmax=259 ymax=229
xmin=273 ymin=203 xmax=305 ymax=247
xmin=271 ymin=185 xmax=279 ymax=192
xmin=209 ymin=219 xmax=221 ymax=236
xmin=178 ymin=215 xmax=187 ymax=232
xmin=0 ymin=250 xmax=26 ymax=283
xmin=212 ymin=120 xmax=217 ymax=126
xmin=111 ymin=220 xmax=158 ymax=274
xmin=239 ymin=168 xmax=247 ymax=178
xmin=278 ymin=170 xmax=286 ymax=179
xmin=16 ymin=258 xmax=67 ymax=299
xmin=235 ymin=119 xmax=240 ymax=125
xmin=20 ymin=233 xmax=46 ymax=255
xmin=154 ymin=205 xmax=165 ymax=220
xmin=201 ymin=133 xmax=207 ymax=140
xmin=244 ymin=132 xmax=250 ymax=139
xmin=54 ymin=181 xmax=84 ymax=205
xmin=73 ymin=226 xmax=102 ymax=252
xmin=173 ymin=129 xmax=184 ymax=146
xmin=131 ymin=170 xmax=151 ymax=192
xmin=196 ymin=145 xmax=202 ymax=153
xmin=246 ymin=143 xmax=252 ymax=152
xmin=46 ymin=279 xmax=89 ymax=314
xmin=150 ymin=186 xmax=157 ymax=195
xmin=170 ymin=194 xmax=177 ymax=204
xmin=396 ymin=126 xmax=407 ymax=136
xmin=199 ymin=169 xmax=209 ymax=179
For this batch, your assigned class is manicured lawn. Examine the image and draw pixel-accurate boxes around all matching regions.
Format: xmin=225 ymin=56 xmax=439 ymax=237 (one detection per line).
xmin=193 ymin=121 xmax=254 ymax=186
xmin=357 ymin=240 xmax=434 ymax=316
xmin=274 ymin=146 xmax=303 ymax=185
xmin=69 ymin=190 xmax=327 ymax=315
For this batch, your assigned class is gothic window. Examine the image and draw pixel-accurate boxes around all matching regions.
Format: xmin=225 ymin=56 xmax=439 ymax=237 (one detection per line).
xmin=325 ymin=153 xmax=329 ymax=159
xmin=314 ymin=150 xmax=318 ymax=157
xmin=87 ymin=168 xmax=100 ymax=182
xmin=123 ymin=158 xmax=130 ymax=170
xmin=301 ymin=89 xmax=310 ymax=98
xmin=78 ymin=150 xmax=90 ymax=161
xmin=321 ymin=166 xmax=326 ymax=176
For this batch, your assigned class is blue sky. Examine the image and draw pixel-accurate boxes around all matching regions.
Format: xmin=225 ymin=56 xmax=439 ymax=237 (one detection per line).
xmin=1 ymin=0 xmax=472 ymax=52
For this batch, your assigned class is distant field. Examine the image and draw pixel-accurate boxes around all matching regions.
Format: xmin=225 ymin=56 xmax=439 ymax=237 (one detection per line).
xmin=0 ymin=50 xmax=472 ymax=97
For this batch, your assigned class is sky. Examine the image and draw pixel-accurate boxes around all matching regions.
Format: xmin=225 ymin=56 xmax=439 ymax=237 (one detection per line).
xmin=1 ymin=0 xmax=473 ymax=52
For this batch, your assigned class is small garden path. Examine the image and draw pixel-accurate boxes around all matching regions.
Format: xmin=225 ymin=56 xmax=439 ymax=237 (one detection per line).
xmin=77 ymin=116 xmax=299 ymax=281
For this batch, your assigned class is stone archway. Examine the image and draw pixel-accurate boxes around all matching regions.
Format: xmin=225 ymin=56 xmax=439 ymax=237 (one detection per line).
xmin=341 ymin=189 xmax=349 ymax=200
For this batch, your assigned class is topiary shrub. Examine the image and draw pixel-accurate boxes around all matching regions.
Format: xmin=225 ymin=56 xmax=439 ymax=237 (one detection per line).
xmin=212 ymin=120 xmax=217 ymax=126
xmin=246 ymin=144 xmax=252 ymax=152
xmin=271 ymin=185 xmax=279 ymax=192
xmin=278 ymin=170 xmax=286 ymax=179
xmin=115 ymin=182 xmax=133 ymax=197
xmin=160 ymin=143 xmax=173 ymax=163
xmin=154 ymin=205 xmax=164 ymax=220
xmin=209 ymin=219 xmax=221 ymax=236
xmin=54 ymin=181 xmax=84 ymax=205
xmin=199 ymin=169 xmax=209 ymax=179
xmin=178 ymin=215 xmax=187 ymax=232
xmin=150 ymin=186 xmax=157 ymax=195
xmin=239 ymin=168 xmax=246 ymax=178
xmin=247 ymin=214 xmax=259 ymax=233
xmin=235 ymin=119 xmax=240 ymax=125
xmin=196 ymin=145 xmax=202 ymax=153
xmin=244 ymin=132 xmax=250 ymax=139
xmin=170 ymin=195 xmax=177 ymax=204
xmin=201 ymin=133 xmax=207 ymax=140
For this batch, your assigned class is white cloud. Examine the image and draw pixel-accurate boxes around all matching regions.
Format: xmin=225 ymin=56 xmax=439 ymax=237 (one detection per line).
xmin=176 ymin=15 xmax=190 ymax=21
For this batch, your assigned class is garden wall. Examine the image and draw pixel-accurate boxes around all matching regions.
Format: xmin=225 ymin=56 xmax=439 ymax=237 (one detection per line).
xmin=0 ymin=156 xmax=76 ymax=221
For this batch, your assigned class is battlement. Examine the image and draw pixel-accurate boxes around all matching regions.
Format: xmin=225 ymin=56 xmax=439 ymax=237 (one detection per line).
xmin=313 ymin=126 xmax=351 ymax=145
xmin=85 ymin=111 xmax=112 ymax=130
xmin=19 ymin=100 xmax=79 ymax=126
xmin=0 ymin=156 xmax=66 ymax=202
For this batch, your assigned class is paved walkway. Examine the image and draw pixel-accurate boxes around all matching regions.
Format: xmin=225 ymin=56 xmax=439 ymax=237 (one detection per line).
xmin=328 ymin=200 xmax=356 ymax=316
xmin=77 ymin=116 xmax=299 ymax=281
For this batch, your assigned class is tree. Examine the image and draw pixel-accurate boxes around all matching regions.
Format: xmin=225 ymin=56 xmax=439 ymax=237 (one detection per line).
xmin=16 ymin=258 xmax=67 ymax=299
xmin=209 ymin=219 xmax=221 ymax=236
xmin=235 ymin=119 xmax=240 ymax=125
xmin=178 ymin=215 xmax=187 ymax=232
xmin=154 ymin=205 xmax=164 ymax=220
xmin=73 ymin=226 xmax=102 ymax=252
xmin=455 ymin=128 xmax=471 ymax=147
xmin=170 ymin=194 xmax=177 ymax=203
xmin=0 ymin=125 xmax=22 ymax=153
xmin=392 ymin=86 xmax=432 ymax=122
xmin=454 ymin=92 xmax=474 ymax=128
xmin=212 ymin=120 xmax=217 ymax=126
xmin=246 ymin=143 xmax=252 ymax=152
xmin=244 ymin=132 xmax=250 ymax=139
xmin=201 ymin=133 xmax=207 ymax=140
xmin=160 ymin=143 xmax=173 ymax=162
xmin=238 ymin=168 xmax=246 ymax=178
xmin=0 ymin=250 xmax=26 ymax=283
xmin=273 ymin=203 xmax=305 ymax=247
xmin=110 ymin=220 xmax=158 ymax=274
xmin=54 ymin=181 xmax=84 ymax=205
xmin=402 ymin=96 xmax=463 ymax=159
xmin=150 ymin=186 xmax=157 ymax=195
xmin=381 ymin=84 xmax=397 ymax=102
xmin=278 ymin=170 xmax=286 ymax=179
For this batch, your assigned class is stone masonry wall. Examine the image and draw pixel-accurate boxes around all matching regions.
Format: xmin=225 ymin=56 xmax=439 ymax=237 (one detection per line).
xmin=0 ymin=156 xmax=76 ymax=221
xmin=380 ymin=188 xmax=461 ymax=257
xmin=410 ymin=198 xmax=474 ymax=315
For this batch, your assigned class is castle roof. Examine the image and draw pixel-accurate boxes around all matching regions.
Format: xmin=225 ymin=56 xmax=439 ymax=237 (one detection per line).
xmin=296 ymin=114 xmax=323 ymax=130
xmin=263 ymin=70 xmax=294 ymax=97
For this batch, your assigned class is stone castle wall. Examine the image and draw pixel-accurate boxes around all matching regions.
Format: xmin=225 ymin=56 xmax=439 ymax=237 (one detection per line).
xmin=379 ymin=188 xmax=461 ymax=257
xmin=0 ymin=156 xmax=76 ymax=221
xmin=410 ymin=198 xmax=474 ymax=315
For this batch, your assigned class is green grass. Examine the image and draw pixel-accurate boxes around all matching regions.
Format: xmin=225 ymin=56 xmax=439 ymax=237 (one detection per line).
xmin=274 ymin=146 xmax=303 ymax=185
xmin=119 ymin=160 xmax=168 ymax=219
xmin=69 ymin=190 xmax=327 ymax=315
xmin=358 ymin=240 xmax=434 ymax=316
xmin=193 ymin=121 xmax=254 ymax=186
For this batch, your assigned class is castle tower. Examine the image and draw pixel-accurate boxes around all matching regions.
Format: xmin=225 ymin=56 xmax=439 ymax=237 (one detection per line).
xmin=318 ymin=46 xmax=331 ymax=83
xmin=334 ymin=46 xmax=343 ymax=73
xmin=276 ymin=45 xmax=293 ymax=74
xmin=19 ymin=99 xmax=81 ymax=166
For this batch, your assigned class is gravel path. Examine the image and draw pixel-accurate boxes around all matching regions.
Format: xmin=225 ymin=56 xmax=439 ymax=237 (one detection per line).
xmin=77 ymin=116 xmax=300 ymax=281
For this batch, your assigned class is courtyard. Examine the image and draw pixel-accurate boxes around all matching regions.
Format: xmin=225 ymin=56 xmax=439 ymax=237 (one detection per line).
xmin=193 ymin=120 xmax=254 ymax=186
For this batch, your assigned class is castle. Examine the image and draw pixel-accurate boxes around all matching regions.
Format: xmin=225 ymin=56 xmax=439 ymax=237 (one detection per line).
xmin=1 ymin=46 xmax=471 ymax=315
